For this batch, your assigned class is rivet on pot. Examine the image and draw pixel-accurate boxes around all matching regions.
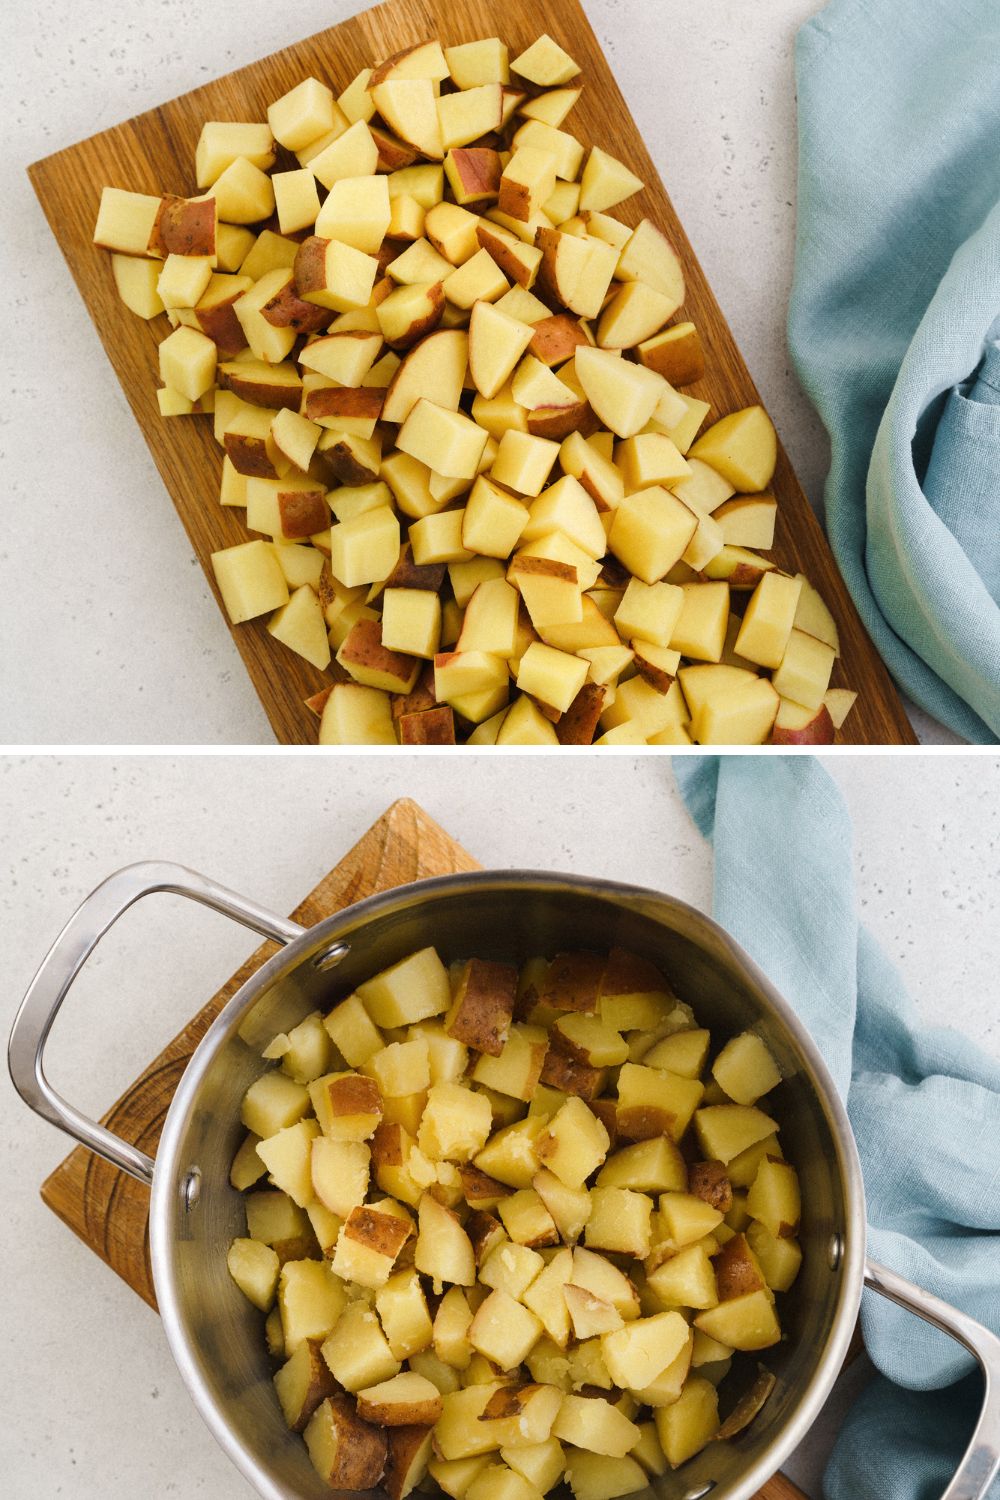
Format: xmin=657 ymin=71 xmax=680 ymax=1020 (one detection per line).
xmin=182 ymin=1167 xmax=202 ymax=1211
xmin=828 ymin=1232 xmax=844 ymax=1270
xmin=312 ymin=940 xmax=350 ymax=973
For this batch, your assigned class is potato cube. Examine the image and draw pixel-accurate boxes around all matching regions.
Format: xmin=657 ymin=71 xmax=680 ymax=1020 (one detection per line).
xmin=274 ymin=1337 xmax=338 ymax=1432
xmin=469 ymin=1288 xmax=543 ymax=1370
xmin=563 ymin=1285 xmax=623 ymax=1342
xmin=157 ymin=253 xmax=213 ymax=310
xmin=366 ymin=1036 xmax=432 ymax=1098
xmin=310 ymin=1071 xmax=382 ymax=1140
xmin=551 ymin=1015 xmax=628 ymax=1068
xmin=713 ymin=1031 xmax=782 ymax=1105
xmin=256 ymin=1118 xmax=321 ymax=1208
xmin=279 ymin=1259 xmax=347 ymax=1353
xmin=512 ymin=36 xmax=581 ymax=87
xmin=429 ymin=1454 xmax=493 ymax=1495
xmin=419 ymin=1081 xmax=494 ymax=1162
xmin=479 ymin=1240 xmax=545 ymax=1301
xmin=399 ymin=400 xmax=490 ymax=479
xmin=734 ymin=572 xmax=802 ymax=669
xmin=564 ymin=1454 xmax=645 ymax=1500
xmin=434 ymin=1386 xmax=509 ymax=1461
xmin=227 ymin=1237 xmax=280 ymax=1310
xmin=385 ymin=1426 xmax=435 ymax=1500
xmin=745 ymin=1221 xmax=803 ymax=1292
xmin=358 ymin=946 xmax=451 ymax=1027
xmin=159 ymin=324 xmax=217 ymax=401
xmin=536 ymin=1095 xmax=609 ymax=1188
xmin=595 ymin=1139 xmax=687 ymax=1194
xmin=331 ymin=1204 xmax=410 ymax=1289
xmin=311 ymin=1136 xmax=370 ymax=1217
xmin=571 ymin=1247 xmax=641 ymax=1321
xmin=321 ymin=1298 xmax=400 ymax=1390
xmin=245 ymin=1189 xmax=310 ymax=1250
xmin=642 ymin=1029 xmax=710 ymax=1079
xmin=608 ymin=487 xmax=697 ymax=585
xmin=433 ymin=1286 xmax=475 ymax=1369
xmin=654 ymin=1377 xmax=719 ymax=1467
xmin=693 ymin=1289 xmax=780 ymax=1351
xmin=772 ymin=628 xmax=836 ymax=711
xmin=497 ymin=1188 xmax=559 ymax=1248
xmin=616 ymin=1063 xmax=703 ymax=1143
xmin=324 ymin=994 xmax=385 ymax=1067
xmin=584 ymin=1187 xmax=652 ymax=1258
xmin=532 ymin=1170 xmax=592 ymax=1245
xmin=382 ymin=588 xmax=442 ymax=659
xmin=516 ymin=643 xmax=588 ymax=714
xmin=747 ymin=1158 xmax=800 ymax=1238
xmin=500 ymin=1439 xmax=565 ymax=1495
xmin=230 ymin=1131 xmax=267 ymax=1192
xmin=212 ymin=540 xmax=290 ymax=626
xmin=240 ymin=1069 xmax=309 ymax=1138
xmin=268 ymin=77 xmax=340 ymax=152
xmin=600 ymin=1310 xmax=690 ymax=1391
xmin=93 ymin=187 xmax=162 ymax=255
xmin=553 ymin=1395 xmax=639 ymax=1459
xmin=646 ymin=1244 xmax=718 ymax=1310
xmin=694 ymin=1104 xmax=778 ymax=1164
xmin=658 ymin=1192 xmax=724 ymax=1248
xmin=304 ymin=1393 xmax=388 ymax=1490
xmin=316 ymin=174 xmax=392 ymax=254
xmin=415 ymin=1193 xmax=476 ymax=1286
xmin=357 ymin=1370 xmax=444 ymax=1426
xmin=470 ymin=1020 xmax=548 ymax=1104
xmin=272 ymin=168 xmax=322 ymax=234
xmin=446 ymin=958 xmax=519 ymax=1056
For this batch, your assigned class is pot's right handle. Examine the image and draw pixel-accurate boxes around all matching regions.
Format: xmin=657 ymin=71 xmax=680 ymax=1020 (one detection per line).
xmin=865 ymin=1259 xmax=1000 ymax=1499
xmin=8 ymin=861 xmax=308 ymax=1187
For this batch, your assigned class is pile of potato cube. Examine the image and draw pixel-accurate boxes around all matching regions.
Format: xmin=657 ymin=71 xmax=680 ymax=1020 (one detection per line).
xmin=93 ymin=31 xmax=856 ymax=744
xmin=227 ymin=943 xmax=803 ymax=1495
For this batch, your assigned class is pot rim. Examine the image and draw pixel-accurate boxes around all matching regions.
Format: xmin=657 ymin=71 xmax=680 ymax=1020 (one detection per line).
xmin=150 ymin=868 xmax=867 ymax=1500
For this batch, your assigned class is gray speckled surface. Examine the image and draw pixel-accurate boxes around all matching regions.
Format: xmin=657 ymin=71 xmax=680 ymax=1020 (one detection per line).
xmin=3 ymin=753 xmax=998 ymax=1497
xmin=1 ymin=0 xmax=958 ymax=744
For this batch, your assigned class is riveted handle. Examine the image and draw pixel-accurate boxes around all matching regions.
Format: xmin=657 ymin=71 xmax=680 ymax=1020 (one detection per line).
xmin=8 ymin=862 xmax=307 ymax=1184
xmin=865 ymin=1259 xmax=1000 ymax=1499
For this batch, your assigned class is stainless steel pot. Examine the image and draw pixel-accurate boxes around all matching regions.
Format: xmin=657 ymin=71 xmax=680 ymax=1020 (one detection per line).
xmin=9 ymin=862 xmax=1000 ymax=1500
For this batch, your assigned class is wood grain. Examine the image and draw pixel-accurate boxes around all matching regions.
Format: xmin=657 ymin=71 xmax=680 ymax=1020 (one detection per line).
xmin=27 ymin=0 xmax=915 ymax=746
xmin=39 ymin=797 xmax=807 ymax=1499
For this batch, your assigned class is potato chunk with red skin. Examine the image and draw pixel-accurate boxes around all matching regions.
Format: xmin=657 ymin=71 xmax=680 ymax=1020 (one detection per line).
xmin=304 ymin=1394 xmax=388 ymax=1489
xmin=446 ymin=958 xmax=518 ymax=1055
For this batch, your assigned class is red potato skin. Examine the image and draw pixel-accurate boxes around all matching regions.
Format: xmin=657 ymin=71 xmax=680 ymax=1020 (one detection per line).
xmin=370 ymin=125 xmax=420 ymax=172
xmin=399 ymin=706 xmax=457 ymax=745
xmin=305 ymin=387 xmax=386 ymax=422
xmin=771 ymin=704 xmax=835 ymax=746
xmin=194 ymin=296 xmax=247 ymax=359
xmin=304 ymin=686 xmax=334 ymax=717
xmin=529 ymin=315 xmax=590 ymax=367
xmin=340 ymin=617 xmax=420 ymax=688
xmin=508 ymin=555 xmax=578 ymax=587
xmin=601 ymin=946 xmax=669 ymax=997
xmin=383 ymin=1426 xmax=434 ymax=1500
xmin=527 ymin=401 xmax=594 ymax=441
xmin=446 ymin=957 xmax=519 ymax=1057
xmin=293 ymin=236 xmax=333 ymax=300
xmin=382 ymin=544 xmax=447 ymax=595
xmin=320 ymin=440 xmax=381 ymax=486
xmin=217 ymin=367 xmax=302 ymax=411
xmin=539 ymin=1047 xmax=606 ymax=1100
xmin=540 ymin=951 xmax=607 ymax=1013
xmin=223 ymin=434 xmax=279 ymax=478
xmin=391 ymin=664 xmax=438 ymax=721
xmin=277 ymin=489 xmax=329 ymax=540
xmin=556 ymin=683 xmax=606 ymax=745
xmin=714 ymin=1232 xmax=767 ymax=1301
xmin=476 ymin=223 xmax=537 ymax=288
xmin=633 ymin=650 xmax=676 ymax=695
xmin=638 ymin=325 xmax=706 ymax=387
xmin=148 ymin=194 xmax=216 ymax=257
xmin=381 ymin=285 xmax=446 ymax=350
xmin=688 ymin=1160 xmax=733 ymax=1214
xmin=447 ymin=148 xmax=502 ymax=203
xmin=261 ymin=277 xmax=332 ymax=332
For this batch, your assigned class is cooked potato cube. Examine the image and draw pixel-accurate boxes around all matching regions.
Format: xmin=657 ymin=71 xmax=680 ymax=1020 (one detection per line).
xmin=694 ymin=1288 xmax=780 ymax=1350
xmin=498 ymin=1188 xmax=559 ymax=1248
xmin=551 ymin=1014 xmax=628 ymax=1067
xmin=279 ymin=1259 xmax=347 ymax=1352
xmin=712 ymin=1031 xmax=782 ymax=1104
xmin=434 ymin=1385 xmax=509 ymax=1460
xmin=274 ymin=1337 xmax=338 ymax=1432
xmin=654 ymin=1376 xmax=719 ymax=1467
xmin=358 ymin=946 xmax=451 ymax=1027
xmin=747 ymin=1158 xmax=801 ymax=1237
xmin=470 ymin=1288 xmax=544 ymax=1370
xmin=532 ymin=1169 xmax=592 ymax=1244
xmin=584 ymin=1187 xmax=652 ymax=1258
xmin=564 ymin=1453 xmax=646 ymax=1500
xmin=595 ymin=1138 xmax=687 ymax=1194
xmin=227 ymin=1237 xmax=280 ymax=1310
xmin=241 ymin=1070 xmax=310 ymax=1138
xmin=553 ymin=1394 xmax=639 ymax=1459
xmin=430 ymin=1454 xmax=494 ymax=1497
xmin=616 ymin=1063 xmax=703 ymax=1143
xmin=472 ymin=1024 xmax=549 ymax=1102
xmin=332 ymin=1204 xmax=411 ymax=1288
xmin=500 ymin=1438 xmax=565 ymax=1494
xmin=474 ymin=1116 xmax=549 ymax=1188
xmin=304 ymin=1393 xmax=389 ymax=1490
xmin=563 ymin=1285 xmax=623 ymax=1341
xmin=418 ymin=1080 xmax=494 ymax=1161
xmin=310 ymin=1071 xmax=383 ymax=1140
xmin=658 ymin=1191 xmax=724 ymax=1248
xmin=536 ymin=1096 xmax=609 ymax=1188
xmin=600 ymin=1309 xmax=690 ymax=1390
xmin=321 ymin=1297 xmax=401 ymax=1390
xmin=357 ymin=1370 xmax=444 ymax=1426
xmin=366 ymin=1036 xmax=432 ymax=1097
xmin=446 ymin=958 xmax=519 ymax=1056
xmin=415 ymin=1192 xmax=476 ymax=1287
xmin=645 ymin=1244 xmax=718 ymax=1310
xmin=694 ymin=1104 xmax=778 ymax=1164
xmin=230 ymin=1131 xmax=268 ymax=1192
xmin=324 ymin=994 xmax=385 ymax=1067
xmin=479 ymin=1240 xmax=545 ymax=1301
xmin=245 ymin=1188 xmax=311 ymax=1250
xmin=374 ymin=1266 xmax=434 ymax=1362
xmin=745 ymin=1221 xmax=803 ymax=1292
xmin=385 ymin=1426 xmax=435 ymax=1500
xmin=256 ymin=1118 xmax=321 ymax=1207
xmin=570 ymin=1247 xmax=640 ymax=1320
xmin=433 ymin=1285 xmax=475 ymax=1368
xmin=688 ymin=1160 xmax=734 ymax=1214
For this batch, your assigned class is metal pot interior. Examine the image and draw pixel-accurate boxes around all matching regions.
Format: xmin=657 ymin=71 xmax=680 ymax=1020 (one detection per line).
xmin=152 ymin=874 xmax=864 ymax=1500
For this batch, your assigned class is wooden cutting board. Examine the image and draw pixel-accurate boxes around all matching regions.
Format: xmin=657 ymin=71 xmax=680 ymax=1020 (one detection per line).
xmin=39 ymin=797 xmax=807 ymax=1500
xmin=26 ymin=0 xmax=915 ymax=746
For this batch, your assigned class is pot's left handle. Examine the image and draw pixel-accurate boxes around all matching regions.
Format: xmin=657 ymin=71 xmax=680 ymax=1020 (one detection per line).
xmin=8 ymin=861 xmax=308 ymax=1186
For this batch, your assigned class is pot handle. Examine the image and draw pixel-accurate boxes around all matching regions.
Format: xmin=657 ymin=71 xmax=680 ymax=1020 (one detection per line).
xmin=8 ymin=861 xmax=308 ymax=1187
xmin=864 ymin=1259 xmax=1000 ymax=1499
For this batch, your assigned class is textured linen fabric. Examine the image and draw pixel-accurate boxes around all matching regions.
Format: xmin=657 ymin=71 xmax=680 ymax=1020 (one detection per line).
xmin=674 ymin=756 xmax=1000 ymax=1499
xmin=787 ymin=0 xmax=1000 ymax=742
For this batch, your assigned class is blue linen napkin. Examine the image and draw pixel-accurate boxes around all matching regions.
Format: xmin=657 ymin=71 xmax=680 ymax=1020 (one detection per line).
xmin=787 ymin=0 xmax=1000 ymax=742
xmin=674 ymin=756 xmax=1000 ymax=1499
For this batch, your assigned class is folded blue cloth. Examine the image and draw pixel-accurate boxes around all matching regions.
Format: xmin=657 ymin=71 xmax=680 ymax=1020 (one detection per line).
xmin=674 ymin=756 xmax=1000 ymax=1499
xmin=787 ymin=0 xmax=1000 ymax=742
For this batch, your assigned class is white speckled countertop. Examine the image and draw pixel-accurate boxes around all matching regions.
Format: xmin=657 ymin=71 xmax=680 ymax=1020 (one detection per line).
xmin=1 ymin=0 xmax=959 ymax=745
xmin=3 ymin=753 xmax=998 ymax=1497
